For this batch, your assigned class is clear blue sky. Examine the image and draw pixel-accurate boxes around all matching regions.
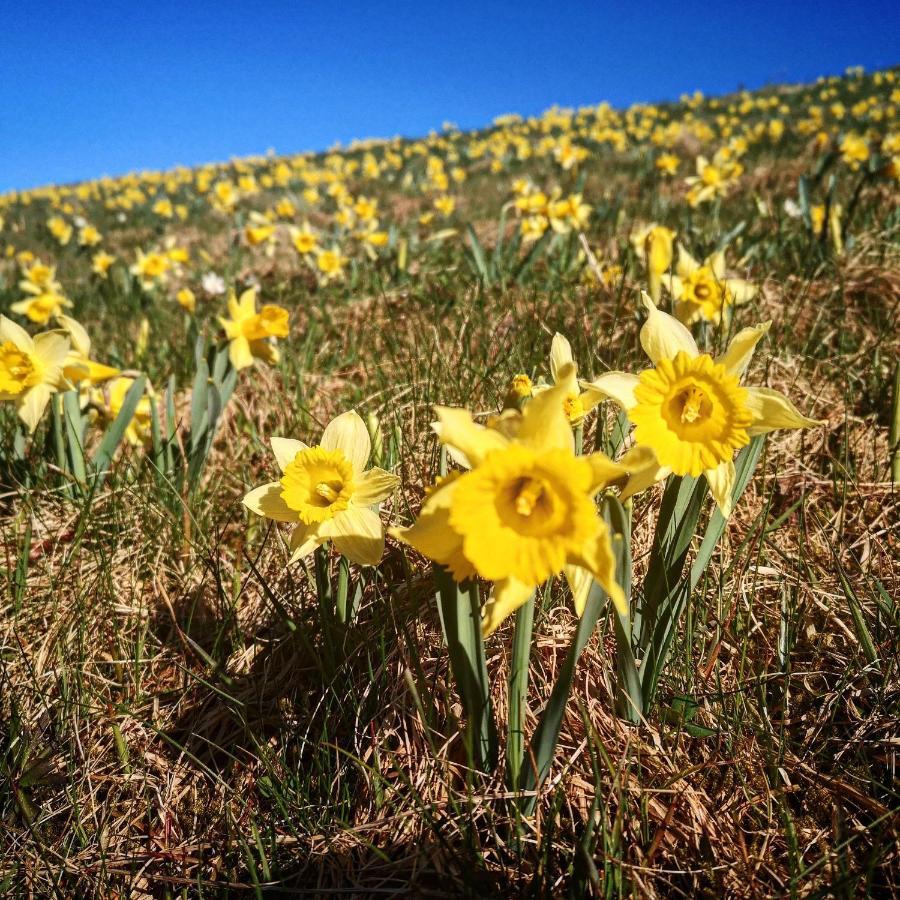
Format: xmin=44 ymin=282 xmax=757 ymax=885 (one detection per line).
xmin=1 ymin=1 xmax=897 ymax=193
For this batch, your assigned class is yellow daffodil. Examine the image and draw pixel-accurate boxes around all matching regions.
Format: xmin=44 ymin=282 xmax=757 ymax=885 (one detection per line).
xmin=91 ymin=251 xmax=116 ymax=278
xmin=316 ymin=247 xmax=346 ymax=283
xmin=175 ymin=288 xmax=197 ymax=313
xmin=583 ymin=294 xmax=823 ymax=516
xmin=10 ymin=290 xmax=72 ymax=325
xmin=243 ymin=411 xmax=400 ymax=566
xmin=392 ymin=368 xmax=630 ymax=636
xmin=840 ymin=133 xmax=869 ymax=170
xmin=656 ymin=153 xmax=680 ymax=175
xmin=47 ymin=216 xmax=73 ymax=245
xmin=218 ymin=288 xmax=289 ymax=370
xmin=663 ymin=245 xmax=757 ymax=325
xmin=0 ymin=315 xmax=71 ymax=432
xmin=57 ymin=315 xmax=119 ymax=385
xmin=78 ymin=224 xmax=102 ymax=246
xmin=289 ymin=223 xmax=318 ymax=255
xmin=131 ymin=249 xmax=171 ymax=290
xmin=19 ymin=260 xmax=60 ymax=294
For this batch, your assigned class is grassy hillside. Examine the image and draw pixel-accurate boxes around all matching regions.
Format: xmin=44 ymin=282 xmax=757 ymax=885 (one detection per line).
xmin=1 ymin=66 xmax=898 ymax=897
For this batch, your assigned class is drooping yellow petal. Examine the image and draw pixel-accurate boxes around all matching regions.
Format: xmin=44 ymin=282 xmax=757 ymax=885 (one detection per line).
xmin=745 ymin=387 xmax=824 ymax=435
xmin=243 ymin=482 xmax=299 ymax=522
xmin=270 ymin=436 xmax=308 ymax=472
xmin=229 ymin=335 xmax=254 ymax=370
xmin=581 ymin=371 xmax=639 ymax=411
xmin=18 ymin=384 xmax=52 ymax=433
xmin=327 ymin=505 xmax=385 ymax=566
xmin=569 ymin=525 xmax=627 ymax=616
xmin=390 ymin=477 xmax=472 ymax=580
xmin=481 ymin=576 xmax=534 ymax=637
xmin=639 ymin=292 xmax=698 ymax=364
xmin=617 ymin=445 xmax=671 ymax=501
xmin=549 ymin=332 xmax=574 ymax=384
xmin=320 ymin=410 xmax=371 ymax=473
xmin=354 ymin=467 xmax=400 ymax=505
xmin=705 ymin=459 xmax=736 ymax=518
xmin=725 ymin=278 xmax=757 ymax=306
xmin=582 ymin=451 xmax=628 ymax=494
xmin=432 ymin=406 xmax=509 ymax=467
xmin=716 ymin=321 xmax=771 ymax=377
xmin=289 ymin=521 xmax=324 ymax=562
xmin=564 ymin=564 xmax=593 ymax=617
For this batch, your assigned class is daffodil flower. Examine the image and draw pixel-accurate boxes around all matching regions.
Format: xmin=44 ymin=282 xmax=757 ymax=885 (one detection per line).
xmin=663 ymin=245 xmax=757 ymax=325
xmin=218 ymin=288 xmax=289 ymax=370
xmin=583 ymin=294 xmax=823 ymax=516
xmin=243 ymin=411 xmax=400 ymax=567
xmin=10 ymin=291 xmax=73 ymax=325
xmin=0 ymin=315 xmax=71 ymax=433
xmin=392 ymin=366 xmax=632 ymax=636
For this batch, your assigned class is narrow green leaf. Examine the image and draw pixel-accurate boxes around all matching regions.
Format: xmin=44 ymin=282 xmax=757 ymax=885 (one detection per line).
xmin=434 ymin=567 xmax=497 ymax=772
xmin=92 ymin=375 xmax=146 ymax=474
xmin=506 ymin=593 xmax=535 ymax=790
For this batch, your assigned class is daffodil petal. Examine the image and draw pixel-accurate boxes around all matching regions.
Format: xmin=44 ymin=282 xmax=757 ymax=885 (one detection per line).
xmin=676 ymin=244 xmax=700 ymax=277
xmin=390 ymin=478 xmax=472 ymax=579
xmin=716 ymin=322 xmax=771 ymax=377
xmin=709 ymin=250 xmax=727 ymax=279
xmin=354 ymin=467 xmax=400 ymax=505
xmin=327 ymin=506 xmax=385 ymax=566
xmin=243 ymin=482 xmax=298 ymax=522
xmin=18 ymin=384 xmax=52 ymax=433
xmin=32 ymin=331 xmax=71 ymax=369
xmin=289 ymin=522 xmax=324 ymax=562
xmin=745 ymin=386 xmax=824 ymax=435
xmin=581 ymin=371 xmax=639 ymax=411
xmin=570 ymin=525 xmax=627 ymax=617
xmin=617 ymin=445 xmax=671 ymax=501
xmin=564 ymin=564 xmax=593 ymax=617
xmin=517 ymin=362 xmax=576 ymax=452
xmin=432 ymin=406 xmax=508 ymax=467
xmin=639 ymin=292 xmax=698 ymax=364
xmin=705 ymin=459 xmax=736 ymax=518
xmin=57 ymin=315 xmax=91 ymax=355
xmin=583 ymin=452 xmax=628 ymax=493
xmin=321 ymin=410 xmax=370 ymax=473
xmin=0 ymin=315 xmax=32 ymax=348
xmin=726 ymin=278 xmax=757 ymax=305
xmin=481 ymin=577 xmax=534 ymax=637
xmin=270 ymin=437 xmax=307 ymax=472
xmin=229 ymin=335 xmax=254 ymax=370
xmin=549 ymin=332 xmax=574 ymax=384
